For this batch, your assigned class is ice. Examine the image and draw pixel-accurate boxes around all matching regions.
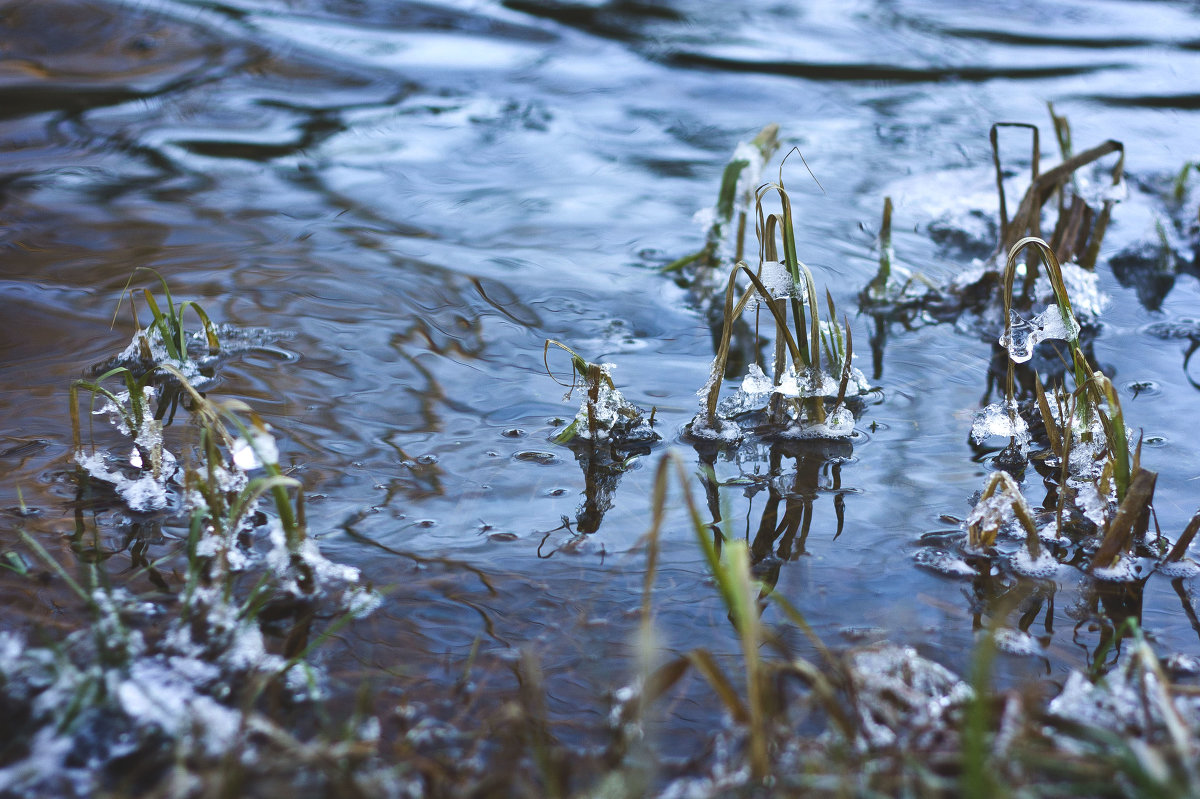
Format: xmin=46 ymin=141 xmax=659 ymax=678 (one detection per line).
xmin=1049 ymin=261 xmax=1109 ymax=321
xmin=847 ymin=645 xmax=974 ymax=751
xmin=75 ymin=451 xmax=175 ymax=512
xmin=740 ymin=363 xmax=772 ymax=395
xmin=966 ymin=492 xmax=1016 ymax=539
xmin=999 ymin=305 xmax=1080 ymax=364
xmin=568 ymin=369 xmax=654 ymax=444
xmin=1046 ymin=652 xmax=1200 ymax=746
xmin=1011 ymin=547 xmax=1061 ymax=580
xmin=687 ymin=414 xmax=743 ymax=443
xmin=1074 ymin=482 xmax=1110 ymax=527
xmin=781 ymin=405 xmax=856 ymax=439
xmin=1091 ymin=556 xmax=1147 ymax=582
xmin=756 ymin=260 xmax=795 ymax=300
xmin=993 ymin=629 xmax=1042 ymax=656
xmin=970 ymin=401 xmax=1029 ymax=455
xmin=1157 ymin=559 xmax=1200 ymax=580
xmin=730 ymin=140 xmax=766 ymax=204
xmin=913 ymin=548 xmax=977 ymax=577
xmin=117 ymin=659 xmax=243 ymax=756
xmin=232 ymin=426 xmax=280 ymax=469
xmin=692 ymin=205 xmax=716 ymax=232
xmin=1165 ymin=653 xmax=1200 ymax=675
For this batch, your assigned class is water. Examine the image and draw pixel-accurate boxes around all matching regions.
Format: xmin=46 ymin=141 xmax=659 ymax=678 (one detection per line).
xmin=3 ymin=0 xmax=1200 ymax=781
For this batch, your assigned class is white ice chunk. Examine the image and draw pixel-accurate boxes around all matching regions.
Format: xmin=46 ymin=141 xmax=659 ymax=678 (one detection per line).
xmin=232 ymin=427 xmax=280 ymax=470
xmin=1011 ymin=547 xmax=1061 ymax=580
xmin=999 ymin=305 xmax=1080 ymax=364
xmin=971 ymin=401 xmax=1030 ymax=450
xmin=756 ymin=260 xmax=795 ymax=301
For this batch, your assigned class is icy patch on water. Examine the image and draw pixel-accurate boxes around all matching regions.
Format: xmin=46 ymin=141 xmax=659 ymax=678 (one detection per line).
xmin=75 ymin=449 xmax=177 ymax=512
xmin=1092 ymin=556 xmax=1147 ymax=582
xmin=848 ymin=645 xmax=974 ymax=751
xmin=994 ymin=629 xmax=1042 ymax=656
xmin=1011 ymin=547 xmax=1061 ymax=580
xmin=1047 ymin=655 xmax=1200 ymax=745
xmin=117 ymin=659 xmax=243 ymax=756
xmin=1158 ymin=559 xmax=1200 ymax=580
xmin=779 ymin=405 xmax=856 ymax=439
xmin=913 ymin=548 xmax=976 ymax=577
xmin=687 ymin=414 xmax=744 ymax=444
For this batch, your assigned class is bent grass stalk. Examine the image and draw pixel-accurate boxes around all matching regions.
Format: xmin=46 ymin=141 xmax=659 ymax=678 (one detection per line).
xmin=969 ymin=470 xmax=1040 ymax=558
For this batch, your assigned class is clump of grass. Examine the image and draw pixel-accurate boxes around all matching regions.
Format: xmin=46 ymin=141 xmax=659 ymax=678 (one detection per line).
xmin=0 ymin=274 xmax=382 ymax=797
xmin=859 ymin=109 xmax=1125 ymax=367
xmin=544 ymin=340 xmax=660 ymax=534
xmin=544 ymin=340 xmax=659 ymax=453
xmin=688 ymin=163 xmax=871 ymax=445
xmin=944 ymin=233 xmax=1199 ymax=598
xmin=620 ymin=454 xmax=1200 ymax=797
xmin=109 ymin=267 xmax=220 ymax=374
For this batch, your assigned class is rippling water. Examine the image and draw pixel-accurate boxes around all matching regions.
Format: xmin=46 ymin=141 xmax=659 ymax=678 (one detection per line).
xmin=3 ymin=0 xmax=1200 ymax=761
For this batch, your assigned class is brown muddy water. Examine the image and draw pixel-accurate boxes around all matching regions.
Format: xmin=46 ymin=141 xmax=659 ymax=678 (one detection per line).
xmin=2 ymin=0 xmax=1200 ymax=791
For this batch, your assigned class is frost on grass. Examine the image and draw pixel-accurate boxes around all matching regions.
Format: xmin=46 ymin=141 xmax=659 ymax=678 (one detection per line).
xmin=699 ymin=356 xmax=871 ymax=443
xmin=1047 ymin=649 xmax=1200 ymax=749
xmin=913 ymin=547 xmax=977 ymax=578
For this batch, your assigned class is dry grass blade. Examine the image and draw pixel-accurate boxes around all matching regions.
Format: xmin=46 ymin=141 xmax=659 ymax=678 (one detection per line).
xmin=862 ymin=196 xmax=893 ymax=303
xmin=969 ymin=470 xmax=1040 ymax=556
xmin=1166 ymin=511 xmax=1200 ymax=563
xmin=1005 ymin=140 xmax=1124 ymax=258
xmin=700 ymin=266 xmax=761 ymax=424
xmin=1033 ymin=376 xmax=1062 ymax=458
xmin=684 ymin=649 xmax=749 ymax=725
xmin=991 ymin=122 xmax=1041 ymax=245
xmin=1091 ymin=468 xmax=1158 ymax=570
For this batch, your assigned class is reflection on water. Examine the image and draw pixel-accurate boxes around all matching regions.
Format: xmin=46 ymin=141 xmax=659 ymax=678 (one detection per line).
xmin=3 ymin=0 xmax=1200 ymax=784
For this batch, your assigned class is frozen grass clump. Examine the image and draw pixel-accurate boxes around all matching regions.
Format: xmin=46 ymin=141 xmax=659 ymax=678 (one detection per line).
xmin=687 ymin=165 xmax=874 ymax=446
xmin=0 ymin=274 xmax=388 ymax=797
xmin=545 ymin=340 xmax=660 ymax=453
